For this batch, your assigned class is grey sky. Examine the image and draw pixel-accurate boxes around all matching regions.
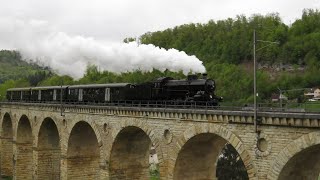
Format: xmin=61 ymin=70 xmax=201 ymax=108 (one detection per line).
xmin=1 ymin=0 xmax=319 ymax=43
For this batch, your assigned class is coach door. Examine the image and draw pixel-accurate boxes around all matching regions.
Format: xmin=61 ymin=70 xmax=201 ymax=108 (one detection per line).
xmin=105 ymin=88 xmax=110 ymax=102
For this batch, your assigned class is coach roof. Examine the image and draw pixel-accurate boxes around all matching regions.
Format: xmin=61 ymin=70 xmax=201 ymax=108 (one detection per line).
xmin=68 ymin=83 xmax=131 ymax=89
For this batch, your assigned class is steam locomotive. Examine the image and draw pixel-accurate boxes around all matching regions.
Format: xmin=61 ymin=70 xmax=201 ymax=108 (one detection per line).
xmin=6 ymin=74 xmax=222 ymax=106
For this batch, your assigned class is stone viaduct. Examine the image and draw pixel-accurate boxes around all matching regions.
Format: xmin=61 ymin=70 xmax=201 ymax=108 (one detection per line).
xmin=0 ymin=102 xmax=320 ymax=180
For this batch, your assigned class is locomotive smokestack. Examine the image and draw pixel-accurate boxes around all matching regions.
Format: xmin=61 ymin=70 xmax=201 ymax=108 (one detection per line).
xmin=187 ymin=74 xmax=198 ymax=81
xmin=202 ymin=73 xmax=207 ymax=80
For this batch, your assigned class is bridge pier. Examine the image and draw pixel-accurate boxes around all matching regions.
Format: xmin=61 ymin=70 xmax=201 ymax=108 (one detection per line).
xmin=36 ymin=118 xmax=60 ymax=180
xmin=99 ymin=165 xmax=109 ymax=180
xmin=67 ymin=121 xmax=100 ymax=179
xmin=32 ymin=148 xmax=38 ymax=179
xmin=0 ymin=113 xmax=13 ymax=177
xmin=60 ymin=156 xmax=67 ymax=180
xmin=15 ymin=115 xmax=33 ymax=180
xmin=109 ymin=126 xmax=152 ymax=180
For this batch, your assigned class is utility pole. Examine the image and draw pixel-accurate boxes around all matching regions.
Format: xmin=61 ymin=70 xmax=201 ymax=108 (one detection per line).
xmin=253 ymin=30 xmax=257 ymax=133
xmin=278 ymin=87 xmax=282 ymax=109
xmin=253 ymin=29 xmax=279 ymax=134
xmin=60 ymin=79 xmax=65 ymax=117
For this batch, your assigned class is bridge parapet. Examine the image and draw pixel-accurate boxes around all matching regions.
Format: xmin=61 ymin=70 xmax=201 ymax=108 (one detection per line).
xmin=1 ymin=102 xmax=319 ymax=128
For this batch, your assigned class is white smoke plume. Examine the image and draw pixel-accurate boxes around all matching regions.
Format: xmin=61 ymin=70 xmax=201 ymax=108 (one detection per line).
xmin=0 ymin=17 xmax=206 ymax=79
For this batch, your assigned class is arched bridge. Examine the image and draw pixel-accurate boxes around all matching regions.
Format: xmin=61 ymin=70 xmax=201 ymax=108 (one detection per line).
xmin=0 ymin=102 xmax=320 ymax=180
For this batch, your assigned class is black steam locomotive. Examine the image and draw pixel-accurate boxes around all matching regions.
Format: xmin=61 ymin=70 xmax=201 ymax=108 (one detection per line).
xmin=6 ymin=74 xmax=222 ymax=106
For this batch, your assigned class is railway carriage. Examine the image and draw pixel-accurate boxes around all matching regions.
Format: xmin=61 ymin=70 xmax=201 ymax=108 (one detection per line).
xmin=30 ymin=86 xmax=67 ymax=102
xmin=67 ymin=83 xmax=132 ymax=103
xmin=6 ymin=87 xmax=31 ymax=101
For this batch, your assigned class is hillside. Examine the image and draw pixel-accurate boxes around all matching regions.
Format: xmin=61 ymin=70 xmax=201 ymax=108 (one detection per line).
xmin=134 ymin=9 xmax=320 ymax=66
xmin=0 ymin=50 xmax=50 ymax=84
xmin=124 ymin=9 xmax=320 ymax=103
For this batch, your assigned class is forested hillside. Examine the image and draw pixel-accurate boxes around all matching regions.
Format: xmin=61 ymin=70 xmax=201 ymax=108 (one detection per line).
xmin=0 ymin=50 xmax=50 ymax=84
xmin=134 ymin=9 xmax=320 ymax=66
xmin=125 ymin=9 xmax=320 ymax=103
xmin=0 ymin=50 xmax=52 ymax=100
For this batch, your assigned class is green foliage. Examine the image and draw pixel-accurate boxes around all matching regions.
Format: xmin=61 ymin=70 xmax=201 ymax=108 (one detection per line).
xmin=278 ymin=9 xmax=320 ymax=64
xmin=135 ymin=9 xmax=320 ymax=103
xmin=206 ymin=62 xmax=252 ymax=102
xmin=0 ymin=50 xmax=53 ymax=100
xmin=28 ymin=71 xmax=52 ymax=86
xmin=39 ymin=75 xmax=74 ymax=86
xmin=149 ymin=165 xmax=160 ymax=180
xmin=0 ymin=50 xmax=49 ymax=83
xmin=123 ymin=37 xmax=136 ymax=43
xmin=1 ymin=176 xmax=13 ymax=180
xmin=140 ymin=13 xmax=288 ymax=65
xmin=216 ymin=143 xmax=248 ymax=180
xmin=304 ymin=102 xmax=320 ymax=112
xmin=76 ymin=65 xmax=186 ymax=85
xmin=0 ymin=79 xmax=30 ymax=101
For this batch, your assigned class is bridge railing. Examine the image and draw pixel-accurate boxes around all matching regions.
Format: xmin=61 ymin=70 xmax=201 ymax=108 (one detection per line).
xmin=1 ymin=100 xmax=320 ymax=113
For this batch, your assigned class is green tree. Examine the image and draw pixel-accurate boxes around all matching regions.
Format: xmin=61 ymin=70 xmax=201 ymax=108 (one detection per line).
xmin=123 ymin=37 xmax=136 ymax=43
xmin=0 ymin=79 xmax=30 ymax=101
xmin=39 ymin=75 xmax=74 ymax=86
xmin=216 ymin=143 xmax=249 ymax=180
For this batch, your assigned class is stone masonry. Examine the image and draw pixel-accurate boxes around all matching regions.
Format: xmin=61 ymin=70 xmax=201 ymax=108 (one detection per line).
xmin=0 ymin=102 xmax=320 ymax=180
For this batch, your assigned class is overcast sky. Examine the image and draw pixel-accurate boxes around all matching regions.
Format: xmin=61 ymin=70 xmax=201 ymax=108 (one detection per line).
xmin=1 ymin=0 xmax=319 ymax=43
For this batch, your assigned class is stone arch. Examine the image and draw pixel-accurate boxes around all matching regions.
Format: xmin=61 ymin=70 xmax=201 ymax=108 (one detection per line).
xmin=67 ymin=120 xmax=101 ymax=179
xmin=66 ymin=118 xmax=103 ymax=148
xmin=37 ymin=117 xmax=61 ymax=179
xmin=172 ymin=124 xmax=256 ymax=180
xmin=268 ymin=131 xmax=320 ymax=180
xmin=1 ymin=113 xmax=14 ymax=177
xmin=33 ymin=116 xmax=61 ymax=147
xmin=108 ymin=119 xmax=162 ymax=180
xmin=16 ymin=114 xmax=33 ymax=180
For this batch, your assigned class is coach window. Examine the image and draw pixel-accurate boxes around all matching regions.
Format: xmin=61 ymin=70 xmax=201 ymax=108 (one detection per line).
xmin=53 ymin=90 xmax=57 ymax=101
xmin=79 ymin=89 xmax=83 ymax=101
xmin=38 ymin=90 xmax=42 ymax=101
xmin=95 ymin=89 xmax=99 ymax=95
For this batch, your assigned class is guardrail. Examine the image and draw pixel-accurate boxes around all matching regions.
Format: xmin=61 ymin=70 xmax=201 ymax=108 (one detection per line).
xmin=1 ymin=100 xmax=320 ymax=113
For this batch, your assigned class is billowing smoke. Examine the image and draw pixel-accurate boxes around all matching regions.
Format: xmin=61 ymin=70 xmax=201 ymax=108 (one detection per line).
xmin=0 ymin=17 xmax=206 ymax=79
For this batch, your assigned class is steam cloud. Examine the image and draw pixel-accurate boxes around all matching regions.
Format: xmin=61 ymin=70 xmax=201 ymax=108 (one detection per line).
xmin=0 ymin=17 xmax=206 ymax=79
